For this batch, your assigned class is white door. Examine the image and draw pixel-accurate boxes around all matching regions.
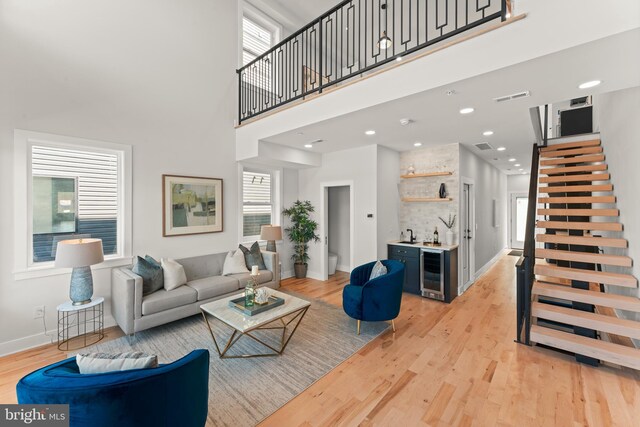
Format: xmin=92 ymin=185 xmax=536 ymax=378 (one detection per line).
xmin=461 ymin=183 xmax=473 ymax=286
xmin=510 ymin=193 xmax=529 ymax=249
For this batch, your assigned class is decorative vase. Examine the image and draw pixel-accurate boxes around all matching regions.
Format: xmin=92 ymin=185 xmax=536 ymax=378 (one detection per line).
xmin=439 ymin=183 xmax=447 ymax=199
xmin=294 ymin=263 xmax=308 ymax=279
xmin=244 ymin=282 xmax=255 ymax=307
xmin=407 ymin=164 xmax=415 ymax=175
xmin=445 ymin=230 xmax=455 ymax=246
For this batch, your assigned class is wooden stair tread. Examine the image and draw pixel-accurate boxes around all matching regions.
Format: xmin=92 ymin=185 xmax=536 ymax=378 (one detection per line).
xmin=536 ymin=248 xmax=632 ymax=267
xmin=541 ymin=164 xmax=607 ymax=175
xmin=540 ymin=146 xmax=603 ymax=158
xmin=539 ymin=173 xmax=610 ymax=184
xmin=540 ymin=154 xmax=605 ymax=166
xmin=540 ymin=139 xmax=601 ymax=152
xmin=537 ymin=208 xmax=619 ymax=217
xmin=533 ymin=281 xmax=640 ymax=311
xmin=530 ymin=325 xmax=640 ymax=370
xmin=538 ymin=196 xmax=616 ymax=204
xmin=532 ymin=301 xmax=640 ymax=340
xmin=534 ymin=264 xmax=637 ymax=288
xmin=538 ymin=184 xmax=613 ymax=194
xmin=536 ymin=233 xmax=627 ymax=248
xmin=538 ymin=221 xmax=623 ymax=232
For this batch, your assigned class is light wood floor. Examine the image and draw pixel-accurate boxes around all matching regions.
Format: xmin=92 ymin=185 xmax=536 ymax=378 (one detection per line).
xmin=1 ymin=255 xmax=638 ymax=426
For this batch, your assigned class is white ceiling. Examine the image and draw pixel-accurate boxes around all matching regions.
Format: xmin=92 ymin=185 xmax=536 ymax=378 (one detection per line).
xmin=260 ymin=30 xmax=640 ymax=175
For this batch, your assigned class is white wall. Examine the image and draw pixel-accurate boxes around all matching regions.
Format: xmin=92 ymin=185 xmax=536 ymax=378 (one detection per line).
xmin=595 ymin=86 xmax=640 ymax=339
xmin=0 ymin=0 xmax=239 ymax=355
xmin=507 ymin=174 xmax=531 ymax=193
xmin=278 ymin=168 xmax=299 ymax=278
xmin=459 ymin=145 xmax=508 ymax=275
xmin=298 ymin=145 xmax=378 ymax=278
xmin=328 ymin=186 xmax=351 ymax=272
xmin=376 ymin=146 xmax=400 ymax=259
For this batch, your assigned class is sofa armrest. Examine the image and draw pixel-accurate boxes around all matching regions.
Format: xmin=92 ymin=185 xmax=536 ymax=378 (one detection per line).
xmin=111 ymin=267 xmax=143 ymax=335
xmin=261 ymin=250 xmax=280 ymax=286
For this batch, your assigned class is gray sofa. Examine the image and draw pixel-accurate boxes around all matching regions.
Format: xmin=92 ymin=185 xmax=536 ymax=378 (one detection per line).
xmin=111 ymin=251 xmax=280 ymax=335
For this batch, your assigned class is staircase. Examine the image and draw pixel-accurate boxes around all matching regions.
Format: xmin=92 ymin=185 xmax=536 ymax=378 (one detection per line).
xmin=519 ymin=136 xmax=640 ymax=370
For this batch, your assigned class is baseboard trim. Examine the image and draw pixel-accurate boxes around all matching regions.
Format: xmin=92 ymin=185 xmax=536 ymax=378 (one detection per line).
xmin=336 ymin=264 xmax=350 ymax=273
xmin=281 ymin=270 xmax=294 ymax=280
xmin=0 ymin=315 xmax=116 ymax=357
xmin=459 ymin=248 xmax=507 ymax=295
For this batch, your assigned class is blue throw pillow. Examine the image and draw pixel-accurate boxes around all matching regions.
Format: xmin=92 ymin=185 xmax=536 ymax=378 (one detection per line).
xmin=133 ymin=255 xmax=164 ymax=295
xmin=369 ymin=260 xmax=387 ymax=281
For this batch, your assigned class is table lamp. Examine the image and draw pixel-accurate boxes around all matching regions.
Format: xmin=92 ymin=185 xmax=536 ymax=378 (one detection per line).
xmin=260 ymin=225 xmax=282 ymax=253
xmin=55 ymin=238 xmax=104 ymax=305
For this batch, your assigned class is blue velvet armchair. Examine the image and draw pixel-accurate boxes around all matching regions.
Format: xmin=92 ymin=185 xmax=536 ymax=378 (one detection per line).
xmin=342 ymin=260 xmax=405 ymax=334
xmin=17 ymin=349 xmax=210 ymax=427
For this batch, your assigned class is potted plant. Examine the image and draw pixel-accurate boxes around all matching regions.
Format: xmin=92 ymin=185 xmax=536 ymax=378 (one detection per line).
xmin=282 ymin=200 xmax=320 ymax=279
xmin=439 ymin=213 xmax=457 ymax=245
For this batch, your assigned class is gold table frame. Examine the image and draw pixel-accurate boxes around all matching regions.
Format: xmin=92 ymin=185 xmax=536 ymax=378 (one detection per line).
xmin=201 ymin=305 xmax=309 ymax=359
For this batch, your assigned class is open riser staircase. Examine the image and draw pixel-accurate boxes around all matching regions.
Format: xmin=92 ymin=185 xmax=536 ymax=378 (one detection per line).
xmin=518 ymin=136 xmax=640 ymax=370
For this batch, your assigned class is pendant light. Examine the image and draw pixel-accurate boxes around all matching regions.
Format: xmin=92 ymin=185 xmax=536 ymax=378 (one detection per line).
xmin=377 ymin=3 xmax=392 ymax=50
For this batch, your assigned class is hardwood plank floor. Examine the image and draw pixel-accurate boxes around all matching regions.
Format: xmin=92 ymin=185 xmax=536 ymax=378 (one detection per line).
xmin=1 ymin=256 xmax=638 ymax=426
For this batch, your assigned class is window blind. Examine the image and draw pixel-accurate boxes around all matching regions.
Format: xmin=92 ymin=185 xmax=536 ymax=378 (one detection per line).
xmin=242 ymin=16 xmax=274 ymax=91
xmin=242 ymin=170 xmax=272 ymax=237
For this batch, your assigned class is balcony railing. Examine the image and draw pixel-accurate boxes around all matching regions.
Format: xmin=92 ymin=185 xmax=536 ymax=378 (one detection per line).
xmin=238 ymin=0 xmax=508 ymax=124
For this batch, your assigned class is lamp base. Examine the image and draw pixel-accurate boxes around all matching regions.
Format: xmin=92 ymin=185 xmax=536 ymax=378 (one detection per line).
xmin=266 ymin=240 xmax=277 ymax=253
xmin=70 ymin=266 xmax=94 ymax=306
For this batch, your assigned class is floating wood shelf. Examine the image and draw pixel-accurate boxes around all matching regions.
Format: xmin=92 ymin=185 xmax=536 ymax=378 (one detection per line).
xmin=402 ymin=197 xmax=452 ymax=203
xmin=400 ymin=171 xmax=452 ymax=179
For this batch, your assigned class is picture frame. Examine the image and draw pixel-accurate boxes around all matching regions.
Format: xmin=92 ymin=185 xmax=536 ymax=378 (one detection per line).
xmin=162 ymin=175 xmax=223 ymax=237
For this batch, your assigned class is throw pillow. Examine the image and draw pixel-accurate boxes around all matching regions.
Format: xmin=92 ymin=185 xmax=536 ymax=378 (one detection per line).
xmin=161 ymin=258 xmax=187 ymax=291
xmin=222 ymin=250 xmax=249 ymax=276
xmin=76 ymin=352 xmax=158 ymax=374
xmin=369 ymin=260 xmax=388 ymax=281
xmin=239 ymin=241 xmax=267 ymax=270
xmin=132 ymin=256 xmax=164 ymax=296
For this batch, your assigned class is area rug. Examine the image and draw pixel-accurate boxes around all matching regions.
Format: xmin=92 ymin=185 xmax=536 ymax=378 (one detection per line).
xmin=76 ymin=292 xmax=388 ymax=426
xmin=508 ymin=249 xmax=523 ymax=257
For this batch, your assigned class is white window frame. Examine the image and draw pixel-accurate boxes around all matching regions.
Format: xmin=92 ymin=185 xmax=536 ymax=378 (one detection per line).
xmin=239 ymin=2 xmax=282 ymax=69
xmin=13 ymin=130 xmax=133 ymax=280
xmin=238 ymin=164 xmax=282 ymax=245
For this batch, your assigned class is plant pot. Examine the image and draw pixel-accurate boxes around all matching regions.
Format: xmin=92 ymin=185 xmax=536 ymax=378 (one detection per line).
xmin=294 ymin=263 xmax=308 ymax=279
xmin=445 ymin=230 xmax=455 ymax=246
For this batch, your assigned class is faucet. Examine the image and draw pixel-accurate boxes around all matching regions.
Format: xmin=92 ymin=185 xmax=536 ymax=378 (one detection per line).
xmin=406 ymin=228 xmax=416 ymax=244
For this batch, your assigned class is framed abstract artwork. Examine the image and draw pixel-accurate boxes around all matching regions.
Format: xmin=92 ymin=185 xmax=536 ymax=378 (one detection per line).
xmin=162 ymin=175 xmax=223 ymax=236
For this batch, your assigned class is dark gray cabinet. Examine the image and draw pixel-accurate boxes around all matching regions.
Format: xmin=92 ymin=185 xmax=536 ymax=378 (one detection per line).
xmin=388 ymin=245 xmax=421 ymax=295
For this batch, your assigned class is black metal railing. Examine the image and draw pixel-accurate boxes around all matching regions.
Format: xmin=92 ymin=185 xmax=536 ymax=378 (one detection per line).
xmin=516 ymin=104 xmax=547 ymax=345
xmin=238 ymin=0 xmax=509 ymax=123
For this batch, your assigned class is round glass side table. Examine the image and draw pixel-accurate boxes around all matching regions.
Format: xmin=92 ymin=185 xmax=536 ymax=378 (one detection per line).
xmin=57 ymin=297 xmax=105 ymax=351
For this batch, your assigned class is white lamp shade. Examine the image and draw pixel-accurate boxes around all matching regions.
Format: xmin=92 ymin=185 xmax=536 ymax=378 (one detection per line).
xmin=260 ymin=225 xmax=282 ymax=241
xmin=55 ymin=238 xmax=105 ymax=268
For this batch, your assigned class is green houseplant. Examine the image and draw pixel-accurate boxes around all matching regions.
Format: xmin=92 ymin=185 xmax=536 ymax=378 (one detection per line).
xmin=282 ymin=200 xmax=320 ymax=279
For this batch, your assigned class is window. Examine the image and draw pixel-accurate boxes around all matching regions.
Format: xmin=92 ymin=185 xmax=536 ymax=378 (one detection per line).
xmin=14 ymin=130 xmax=132 ymax=278
xmin=242 ymin=170 xmax=273 ymax=239
xmin=242 ymin=16 xmax=274 ymax=66
xmin=241 ymin=8 xmax=281 ymax=91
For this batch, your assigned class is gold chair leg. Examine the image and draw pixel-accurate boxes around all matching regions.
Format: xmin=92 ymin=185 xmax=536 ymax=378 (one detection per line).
xmin=391 ymin=319 xmax=396 ymax=332
xmin=357 ymin=320 xmax=361 ymax=335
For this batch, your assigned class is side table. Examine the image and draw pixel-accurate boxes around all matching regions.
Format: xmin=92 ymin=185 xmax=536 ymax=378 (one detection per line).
xmin=57 ymin=297 xmax=105 ymax=351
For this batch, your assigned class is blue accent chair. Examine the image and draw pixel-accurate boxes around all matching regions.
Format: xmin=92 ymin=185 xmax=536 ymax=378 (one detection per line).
xmin=17 ymin=349 xmax=210 ymax=427
xmin=342 ymin=260 xmax=405 ymax=334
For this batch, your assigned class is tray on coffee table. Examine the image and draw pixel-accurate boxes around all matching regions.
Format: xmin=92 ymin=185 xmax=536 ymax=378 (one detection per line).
xmin=228 ymin=295 xmax=284 ymax=316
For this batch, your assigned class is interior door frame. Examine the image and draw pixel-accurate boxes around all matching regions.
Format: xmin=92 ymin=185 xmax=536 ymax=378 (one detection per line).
xmin=320 ymin=181 xmax=355 ymax=281
xmin=509 ymin=192 xmax=529 ymax=250
xmin=460 ymin=177 xmax=476 ymax=292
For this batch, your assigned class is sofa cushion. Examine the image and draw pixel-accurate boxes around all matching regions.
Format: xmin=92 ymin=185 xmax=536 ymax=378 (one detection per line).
xmin=230 ymin=270 xmax=273 ymax=288
xmin=132 ymin=256 xmax=164 ymax=296
xmin=176 ymin=252 xmax=227 ymax=281
xmin=76 ymin=352 xmax=158 ymax=374
xmin=222 ymin=250 xmax=249 ymax=276
xmin=239 ymin=242 xmax=267 ymax=270
xmin=142 ymin=286 xmax=197 ymax=316
xmin=186 ymin=276 xmax=240 ymax=301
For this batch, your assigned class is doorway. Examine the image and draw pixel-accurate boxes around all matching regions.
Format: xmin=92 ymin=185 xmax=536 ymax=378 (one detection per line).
xmin=510 ymin=193 xmax=529 ymax=249
xmin=461 ymin=178 xmax=475 ymax=290
xmin=321 ymin=182 xmax=354 ymax=281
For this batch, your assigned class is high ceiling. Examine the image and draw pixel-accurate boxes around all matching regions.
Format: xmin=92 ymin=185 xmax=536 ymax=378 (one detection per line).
xmin=259 ymin=29 xmax=640 ymax=175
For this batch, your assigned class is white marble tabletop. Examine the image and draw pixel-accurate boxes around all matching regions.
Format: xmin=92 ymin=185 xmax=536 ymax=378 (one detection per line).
xmin=57 ymin=296 xmax=105 ymax=312
xmin=200 ymin=289 xmax=311 ymax=333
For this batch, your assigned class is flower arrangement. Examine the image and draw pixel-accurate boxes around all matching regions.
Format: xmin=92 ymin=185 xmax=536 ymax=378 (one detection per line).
xmin=438 ymin=214 xmax=456 ymax=230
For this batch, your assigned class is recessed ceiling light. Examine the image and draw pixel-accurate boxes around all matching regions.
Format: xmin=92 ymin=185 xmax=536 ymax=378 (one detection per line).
xmin=514 ymin=163 xmax=521 ymax=167
xmin=365 ymin=130 xmax=376 ymax=136
xmin=497 ymin=147 xmax=506 ymax=151
xmin=519 ymin=168 xmax=524 ymax=171
xmin=396 ymin=56 xmax=402 ymax=62
xmin=304 ymin=144 xmax=313 ymax=148
xmin=400 ymin=118 xmax=412 ymax=126
xmin=414 ymin=142 xmax=422 ymax=147
xmin=506 ymin=12 xmax=511 ymax=18
xmin=508 ymin=158 xmax=516 ymax=162
xmin=579 ymin=80 xmax=601 ymax=89
xmin=459 ymin=107 xmax=474 ymax=115
xmin=483 ymin=130 xmax=494 ymax=136
xmin=522 ymin=172 xmax=527 ymax=175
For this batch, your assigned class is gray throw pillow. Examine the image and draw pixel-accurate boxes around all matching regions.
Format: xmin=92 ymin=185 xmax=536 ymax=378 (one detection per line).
xmin=239 ymin=242 xmax=267 ymax=270
xmin=76 ymin=352 xmax=158 ymax=374
xmin=369 ymin=260 xmax=388 ymax=281
xmin=133 ymin=255 xmax=164 ymax=295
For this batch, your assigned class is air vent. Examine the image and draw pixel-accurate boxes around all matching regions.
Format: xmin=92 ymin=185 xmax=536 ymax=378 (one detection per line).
xmin=494 ymin=90 xmax=531 ymax=103
xmin=474 ymin=142 xmax=494 ymax=151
